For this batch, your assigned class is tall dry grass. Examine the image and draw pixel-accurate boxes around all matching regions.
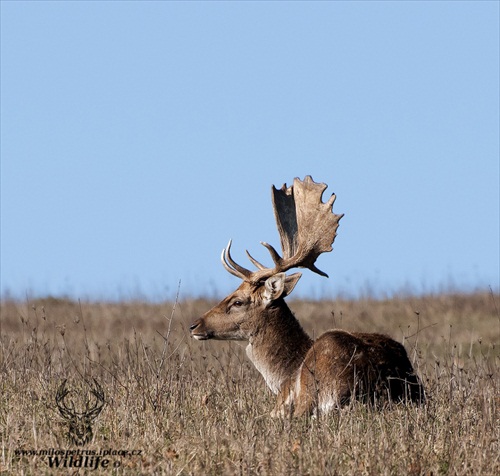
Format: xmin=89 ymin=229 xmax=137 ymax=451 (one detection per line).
xmin=1 ymin=292 xmax=498 ymax=474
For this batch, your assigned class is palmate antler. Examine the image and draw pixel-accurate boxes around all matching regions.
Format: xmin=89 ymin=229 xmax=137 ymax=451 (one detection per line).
xmin=222 ymin=176 xmax=343 ymax=283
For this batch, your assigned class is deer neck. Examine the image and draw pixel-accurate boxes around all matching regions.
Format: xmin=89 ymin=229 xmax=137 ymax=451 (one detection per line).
xmin=245 ymin=301 xmax=313 ymax=394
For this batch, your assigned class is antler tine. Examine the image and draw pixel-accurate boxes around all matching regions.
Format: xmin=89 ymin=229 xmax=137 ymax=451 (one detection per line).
xmin=86 ymin=379 xmax=105 ymax=419
xmin=260 ymin=241 xmax=283 ymax=267
xmin=245 ymin=249 xmax=266 ymax=270
xmin=56 ymin=379 xmax=74 ymax=419
xmin=253 ymin=240 xmax=329 ymax=279
xmin=56 ymin=379 xmax=69 ymax=402
xmin=89 ymin=379 xmax=105 ymax=406
xmin=220 ymin=176 xmax=343 ymax=284
xmin=221 ymin=240 xmax=253 ymax=280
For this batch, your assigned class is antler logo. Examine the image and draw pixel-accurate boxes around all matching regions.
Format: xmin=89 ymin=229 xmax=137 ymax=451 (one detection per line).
xmin=55 ymin=379 xmax=105 ymax=446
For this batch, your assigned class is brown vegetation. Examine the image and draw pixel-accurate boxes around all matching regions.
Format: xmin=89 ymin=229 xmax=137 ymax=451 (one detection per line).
xmin=1 ymin=291 xmax=498 ymax=474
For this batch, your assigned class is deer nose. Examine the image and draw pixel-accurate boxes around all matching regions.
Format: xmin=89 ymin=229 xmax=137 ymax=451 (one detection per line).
xmin=190 ymin=319 xmax=201 ymax=332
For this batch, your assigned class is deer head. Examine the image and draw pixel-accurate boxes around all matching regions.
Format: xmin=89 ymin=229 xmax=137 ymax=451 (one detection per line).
xmin=55 ymin=379 xmax=105 ymax=445
xmin=191 ymin=176 xmax=343 ymax=342
xmin=190 ymin=176 xmax=343 ymax=393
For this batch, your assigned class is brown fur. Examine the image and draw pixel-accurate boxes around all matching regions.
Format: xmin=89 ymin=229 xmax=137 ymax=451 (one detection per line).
xmin=190 ymin=276 xmax=425 ymax=417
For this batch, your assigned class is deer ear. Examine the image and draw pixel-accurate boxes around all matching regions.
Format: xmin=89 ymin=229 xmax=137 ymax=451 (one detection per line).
xmin=283 ymin=272 xmax=302 ymax=297
xmin=262 ymin=272 xmax=301 ymax=305
xmin=263 ymin=273 xmax=287 ymax=305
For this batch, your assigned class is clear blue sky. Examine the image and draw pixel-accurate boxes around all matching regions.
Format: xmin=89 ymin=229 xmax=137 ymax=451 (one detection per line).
xmin=1 ymin=1 xmax=499 ymax=301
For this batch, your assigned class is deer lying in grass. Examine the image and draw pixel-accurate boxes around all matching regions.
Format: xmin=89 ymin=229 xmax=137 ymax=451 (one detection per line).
xmin=190 ymin=176 xmax=425 ymax=416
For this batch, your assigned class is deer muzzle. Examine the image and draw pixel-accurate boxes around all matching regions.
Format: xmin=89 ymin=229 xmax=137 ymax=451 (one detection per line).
xmin=190 ymin=319 xmax=212 ymax=340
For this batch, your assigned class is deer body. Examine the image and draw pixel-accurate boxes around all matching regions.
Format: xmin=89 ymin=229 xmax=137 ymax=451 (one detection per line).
xmin=191 ymin=273 xmax=423 ymax=416
xmin=190 ymin=176 xmax=424 ymax=416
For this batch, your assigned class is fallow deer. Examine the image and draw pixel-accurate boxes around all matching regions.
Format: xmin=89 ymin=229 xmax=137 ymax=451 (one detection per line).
xmin=190 ymin=176 xmax=425 ymax=416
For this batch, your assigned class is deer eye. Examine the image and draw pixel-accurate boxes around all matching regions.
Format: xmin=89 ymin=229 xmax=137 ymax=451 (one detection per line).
xmin=226 ymin=298 xmax=247 ymax=313
xmin=228 ymin=299 xmax=246 ymax=311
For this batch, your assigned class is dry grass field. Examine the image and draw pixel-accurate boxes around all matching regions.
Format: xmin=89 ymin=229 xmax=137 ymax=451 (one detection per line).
xmin=1 ymin=291 xmax=498 ymax=475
